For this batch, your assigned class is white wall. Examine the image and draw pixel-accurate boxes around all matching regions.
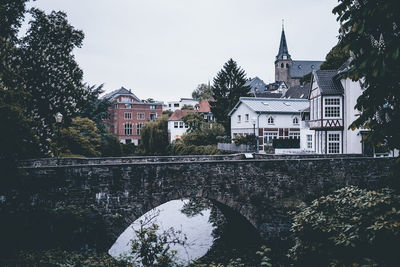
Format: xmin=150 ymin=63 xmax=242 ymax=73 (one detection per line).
xmin=166 ymin=99 xmax=199 ymax=112
xmin=168 ymin=120 xmax=189 ymax=143
xmin=230 ymin=104 xmax=257 ymax=138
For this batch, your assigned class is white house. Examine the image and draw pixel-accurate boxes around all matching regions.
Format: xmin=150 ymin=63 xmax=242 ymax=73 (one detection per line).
xmin=229 ymin=97 xmax=314 ymax=153
xmin=309 ymin=68 xmax=385 ymax=155
xmin=165 ymin=98 xmax=199 ymax=112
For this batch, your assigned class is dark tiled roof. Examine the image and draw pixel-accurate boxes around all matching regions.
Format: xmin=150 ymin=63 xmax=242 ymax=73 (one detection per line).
xmin=245 ymin=77 xmax=267 ymax=94
xmin=254 ymin=92 xmax=283 ymax=98
xmin=283 ymin=83 xmax=311 ymax=99
xmin=313 ymin=70 xmax=344 ymax=95
xmin=102 ymin=87 xmax=140 ymax=101
xmin=276 ymin=29 xmax=291 ymax=60
xmin=290 ymin=60 xmax=323 ymax=78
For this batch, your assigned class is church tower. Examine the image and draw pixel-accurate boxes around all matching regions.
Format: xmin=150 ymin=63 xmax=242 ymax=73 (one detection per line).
xmin=274 ymin=21 xmax=292 ymax=83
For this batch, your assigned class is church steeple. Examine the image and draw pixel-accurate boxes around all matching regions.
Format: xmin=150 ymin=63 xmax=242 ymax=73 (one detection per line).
xmin=276 ymin=20 xmax=291 ymax=61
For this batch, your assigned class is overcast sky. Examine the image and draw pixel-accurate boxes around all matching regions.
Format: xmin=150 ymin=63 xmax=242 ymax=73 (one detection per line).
xmin=26 ymin=0 xmax=340 ymax=102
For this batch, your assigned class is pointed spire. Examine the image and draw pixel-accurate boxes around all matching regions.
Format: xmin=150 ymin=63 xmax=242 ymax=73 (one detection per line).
xmin=276 ymin=20 xmax=291 ymax=61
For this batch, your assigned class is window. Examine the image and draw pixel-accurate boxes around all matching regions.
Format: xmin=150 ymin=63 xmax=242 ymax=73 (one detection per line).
xmin=150 ymin=105 xmax=156 ymax=110
xmin=289 ymin=131 xmax=300 ymax=139
xmin=245 ymin=114 xmax=249 ymax=122
xmin=136 ymin=123 xmax=143 ymax=135
xmin=150 ymin=113 xmax=157 ymax=120
xmin=264 ymin=132 xmax=278 ymax=144
xmin=168 ymin=104 xmax=171 ymax=107
xmin=125 ymin=139 xmax=132 ymax=144
xmin=174 ymin=103 xmax=179 ymax=107
xmin=324 ymin=98 xmax=341 ymax=118
xmin=328 ymin=133 xmax=340 ymax=154
xmin=124 ymin=123 xmax=132 ymax=135
xmin=237 ymin=115 xmax=241 ymax=123
xmin=121 ymin=97 xmax=131 ymax=102
xmin=307 ymin=135 xmax=313 ymax=149
xmin=293 ymin=117 xmax=299 ymax=125
xmin=179 ymin=121 xmax=184 ymax=128
xmin=137 ymin=113 xmax=145 ymax=120
xmin=125 ymin=104 xmax=131 ymax=109
xmin=174 ymin=122 xmax=178 ymax=128
xmin=286 ymin=63 xmax=289 ymax=68
xmin=124 ymin=112 xmax=132 ymax=120
xmin=268 ymin=116 xmax=274 ymax=124
xmin=281 ymin=63 xmax=284 ymax=68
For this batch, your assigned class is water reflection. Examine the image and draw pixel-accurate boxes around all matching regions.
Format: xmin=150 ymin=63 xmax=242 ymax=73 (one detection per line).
xmin=108 ymin=199 xmax=215 ymax=265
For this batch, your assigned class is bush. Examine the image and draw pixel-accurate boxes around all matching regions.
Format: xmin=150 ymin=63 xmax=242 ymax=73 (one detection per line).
xmin=288 ymin=186 xmax=400 ymax=266
xmin=272 ymin=138 xmax=300 ymax=149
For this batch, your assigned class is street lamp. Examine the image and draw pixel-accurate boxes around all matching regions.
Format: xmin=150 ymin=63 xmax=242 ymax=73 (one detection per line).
xmin=55 ymin=112 xmax=63 ymax=158
xmin=251 ymin=117 xmax=257 ymax=152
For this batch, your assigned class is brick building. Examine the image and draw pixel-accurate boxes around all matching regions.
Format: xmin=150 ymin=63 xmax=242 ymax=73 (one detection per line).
xmin=103 ymin=87 xmax=163 ymax=145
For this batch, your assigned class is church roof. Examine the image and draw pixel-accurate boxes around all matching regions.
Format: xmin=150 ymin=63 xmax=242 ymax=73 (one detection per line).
xmin=313 ymin=70 xmax=344 ymax=95
xmin=290 ymin=60 xmax=323 ymax=78
xmin=276 ymin=27 xmax=291 ymax=61
xmin=283 ymin=83 xmax=311 ymax=99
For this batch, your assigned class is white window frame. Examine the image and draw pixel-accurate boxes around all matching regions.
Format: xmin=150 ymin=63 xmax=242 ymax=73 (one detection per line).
xmin=264 ymin=131 xmax=278 ymax=144
xmin=179 ymin=121 xmax=184 ymax=128
xmin=237 ymin=115 xmax=241 ymax=123
xmin=124 ymin=123 xmax=133 ymax=135
xmin=137 ymin=113 xmax=145 ymax=120
xmin=150 ymin=105 xmax=156 ymax=110
xmin=293 ymin=117 xmax=299 ymax=125
xmin=327 ymin=132 xmax=341 ymax=154
xmin=124 ymin=112 xmax=132 ymax=120
xmin=267 ymin=116 xmax=274 ymax=125
xmin=245 ymin=114 xmax=249 ymax=122
xmin=136 ymin=123 xmax=143 ymax=135
xmin=174 ymin=122 xmax=178 ymax=128
xmin=307 ymin=134 xmax=313 ymax=149
xmin=324 ymin=97 xmax=341 ymax=119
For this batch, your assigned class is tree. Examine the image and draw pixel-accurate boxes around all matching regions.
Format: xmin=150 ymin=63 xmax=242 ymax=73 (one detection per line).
xmin=320 ymin=41 xmax=350 ymax=70
xmin=181 ymin=104 xmax=194 ymax=110
xmin=181 ymin=112 xmax=204 ymax=133
xmin=57 ymin=117 xmax=101 ymax=157
xmin=288 ymin=186 xmax=400 ymax=266
xmin=139 ymin=115 xmax=170 ymax=155
xmin=210 ymin=59 xmax=250 ymax=134
xmin=192 ymin=83 xmax=213 ymax=101
xmin=20 ymin=8 xmax=87 ymax=153
xmin=332 ymin=0 xmax=400 ymax=153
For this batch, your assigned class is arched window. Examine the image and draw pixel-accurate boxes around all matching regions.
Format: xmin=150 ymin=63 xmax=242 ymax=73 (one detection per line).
xmin=268 ymin=116 xmax=274 ymax=124
xmin=286 ymin=63 xmax=289 ymax=68
xmin=281 ymin=63 xmax=284 ymax=68
xmin=293 ymin=117 xmax=299 ymax=125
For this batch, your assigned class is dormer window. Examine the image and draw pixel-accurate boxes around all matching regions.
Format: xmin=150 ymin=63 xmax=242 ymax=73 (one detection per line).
xmin=268 ymin=116 xmax=274 ymax=124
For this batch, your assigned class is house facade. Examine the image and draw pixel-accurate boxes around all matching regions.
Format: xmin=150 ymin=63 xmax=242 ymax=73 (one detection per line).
xmin=168 ymin=99 xmax=214 ymax=143
xmin=309 ymin=69 xmax=365 ymax=154
xmin=103 ymin=87 xmax=163 ymax=145
xmin=165 ymin=98 xmax=199 ymax=112
xmin=229 ymin=97 xmax=314 ymax=153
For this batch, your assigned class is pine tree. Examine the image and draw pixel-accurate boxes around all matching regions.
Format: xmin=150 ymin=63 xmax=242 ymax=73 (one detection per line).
xmin=210 ymin=59 xmax=250 ymax=134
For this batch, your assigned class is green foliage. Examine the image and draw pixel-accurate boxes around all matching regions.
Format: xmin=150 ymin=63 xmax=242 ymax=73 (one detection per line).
xmin=210 ymin=59 xmax=251 ymax=134
xmin=182 ymin=112 xmax=205 ymax=133
xmin=320 ymin=41 xmax=349 ymax=70
xmin=288 ymin=186 xmax=400 ymax=266
xmin=163 ymin=110 xmax=174 ymax=117
xmin=333 ymin=0 xmax=400 ymax=152
xmin=0 ymin=0 xmax=29 ymax=42
xmin=121 ymin=142 xmax=137 ymax=156
xmin=192 ymin=83 xmax=213 ymax=101
xmin=232 ymin=134 xmax=256 ymax=146
xmin=139 ymin=115 xmax=170 ymax=155
xmin=181 ymin=123 xmax=225 ymax=147
xmin=171 ymin=143 xmax=220 ymax=156
xmin=101 ymin=133 xmax=122 ymax=157
xmin=57 ymin=117 xmax=101 ymax=157
xmin=13 ymin=250 xmax=128 ymax=267
xmin=181 ymin=104 xmax=194 ymax=110
xmin=299 ymin=72 xmax=312 ymax=84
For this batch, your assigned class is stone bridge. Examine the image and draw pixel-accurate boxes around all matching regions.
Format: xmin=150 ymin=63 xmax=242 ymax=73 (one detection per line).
xmin=7 ymin=154 xmax=396 ymax=248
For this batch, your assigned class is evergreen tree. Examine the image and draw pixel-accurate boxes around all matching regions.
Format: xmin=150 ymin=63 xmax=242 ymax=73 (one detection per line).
xmin=333 ymin=0 xmax=400 ymax=151
xmin=210 ymin=59 xmax=250 ymax=134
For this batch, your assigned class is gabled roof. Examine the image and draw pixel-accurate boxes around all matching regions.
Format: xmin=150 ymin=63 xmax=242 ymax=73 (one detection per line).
xmin=168 ymin=110 xmax=194 ymax=121
xmin=102 ymin=87 xmax=140 ymax=101
xmin=283 ymin=83 xmax=311 ymax=99
xmin=290 ymin=60 xmax=323 ymax=78
xmin=245 ymin=77 xmax=267 ymax=94
xmin=195 ymin=99 xmax=213 ymax=113
xmin=229 ymin=97 xmax=309 ymax=116
xmin=276 ymin=27 xmax=291 ymax=61
xmin=312 ymin=70 xmax=344 ymax=95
